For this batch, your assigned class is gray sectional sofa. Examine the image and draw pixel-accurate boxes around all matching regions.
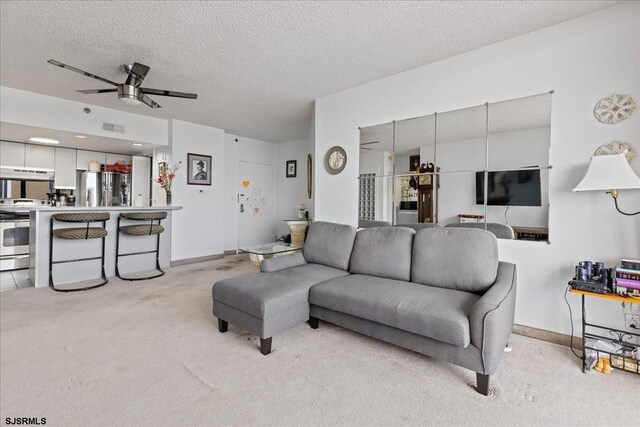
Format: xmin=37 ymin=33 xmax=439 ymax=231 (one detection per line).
xmin=212 ymin=221 xmax=517 ymax=395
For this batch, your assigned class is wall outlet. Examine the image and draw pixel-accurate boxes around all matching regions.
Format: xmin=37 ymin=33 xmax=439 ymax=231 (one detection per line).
xmin=625 ymin=313 xmax=638 ymax=331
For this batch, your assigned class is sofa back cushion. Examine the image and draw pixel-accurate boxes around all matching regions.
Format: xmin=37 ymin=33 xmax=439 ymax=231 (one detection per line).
xmin=411 ymin=228 xmax=498 ymax=293
xmin=349 ymin=227 xmax=415 ymax=281
xmin=303 ymin=221 xmax=357 ymax=271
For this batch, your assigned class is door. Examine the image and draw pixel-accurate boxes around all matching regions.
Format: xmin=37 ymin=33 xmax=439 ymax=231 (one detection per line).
xmin=237 ymin=161 xmax=275 ymax=249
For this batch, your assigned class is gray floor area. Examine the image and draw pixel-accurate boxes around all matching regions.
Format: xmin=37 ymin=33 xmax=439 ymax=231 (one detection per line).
xmin=0 ymin=269 xmax=31 ymax=292
xmin=0 ymin=255 xmax=636 ymax=426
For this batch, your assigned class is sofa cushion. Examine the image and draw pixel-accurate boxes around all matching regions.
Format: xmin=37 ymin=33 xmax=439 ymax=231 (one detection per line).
xmin=349 ymin=227 xmax=415 ymax=281
xmin=213 ymin=263 xmax=349 ymax=318
xmin=303 ymin=221 xmax=357 ymax=271
xmin=309 ymin=274 xmax=480 ymax=347
xmin=411 ymin=228 xmax=498 ymax=293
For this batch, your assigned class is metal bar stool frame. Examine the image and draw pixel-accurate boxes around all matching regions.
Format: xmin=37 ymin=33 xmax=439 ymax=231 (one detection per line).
xmin=115 ymin=211 xmax=167 ymax=281
xmin=49 ymin=213 xmax=110 ymax=292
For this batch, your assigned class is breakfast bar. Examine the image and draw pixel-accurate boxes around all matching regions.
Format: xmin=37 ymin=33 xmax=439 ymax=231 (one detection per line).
xmin=29 ymin=206 xmax=181 ymax=288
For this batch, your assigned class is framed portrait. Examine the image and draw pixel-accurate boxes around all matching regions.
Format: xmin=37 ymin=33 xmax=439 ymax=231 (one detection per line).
xmin=187 ymin=153 xmax=212 ymax=185
xmin=286 ymin=160 xmax=297 ymax=178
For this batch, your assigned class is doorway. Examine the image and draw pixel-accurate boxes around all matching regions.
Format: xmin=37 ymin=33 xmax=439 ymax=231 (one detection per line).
xmin=237 ymin=161 xmax=276 ymax=250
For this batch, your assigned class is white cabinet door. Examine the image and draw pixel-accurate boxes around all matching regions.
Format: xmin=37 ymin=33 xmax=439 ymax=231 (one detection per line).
xmin=76 ymin=150 xmax=106 ymax=170
xmin=0 ymin=141 xmax=25 ymax=167
xmin=105 ymin=153 xmax=132 ymax=164
xmin=25 ymin=145 xmax=55 ymax=169
xmin=54 ymin=148 xmax=77 ymax=189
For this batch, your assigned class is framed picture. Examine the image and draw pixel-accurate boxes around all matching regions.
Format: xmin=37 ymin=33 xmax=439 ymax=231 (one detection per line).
xmin=187 ymin=153 xmax=212 ymax=185
xmin=286 ymin=160 xmax=297 ymax=178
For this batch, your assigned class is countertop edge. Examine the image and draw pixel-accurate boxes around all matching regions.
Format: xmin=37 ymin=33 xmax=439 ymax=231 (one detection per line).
xmin=11 ymin=206 xmax=183 ymax=212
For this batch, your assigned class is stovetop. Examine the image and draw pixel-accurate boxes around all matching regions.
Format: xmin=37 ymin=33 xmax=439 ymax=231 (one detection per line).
xmin=0 ymin=199 xmax=49 ymax=218
xmin=0 ymin=198 xmax=49 ymax=207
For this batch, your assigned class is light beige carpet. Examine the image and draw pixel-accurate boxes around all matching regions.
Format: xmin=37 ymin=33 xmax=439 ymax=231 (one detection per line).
xmin=0 ymin=255 xmax=635 ymax=426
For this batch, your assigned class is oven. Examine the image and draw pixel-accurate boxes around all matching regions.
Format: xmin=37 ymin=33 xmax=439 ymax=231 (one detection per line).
xmin=0 ymin=212 xmax=30 ymax=271
xmin=0 ymin=197 xmax=48 ymax=272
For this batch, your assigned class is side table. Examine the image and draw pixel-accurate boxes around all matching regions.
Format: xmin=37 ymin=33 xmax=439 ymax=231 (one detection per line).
xmin=284 ymin=220 xmax=309 ymax=247
xmin=569 ymin=289 xmax=639 ymax=375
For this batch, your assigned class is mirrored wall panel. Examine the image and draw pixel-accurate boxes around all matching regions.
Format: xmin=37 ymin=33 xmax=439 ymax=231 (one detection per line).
xmin=436 ymin=105 xmax=487 ymax=173
xmin=358 ymin=92 xmax=552 ymax=242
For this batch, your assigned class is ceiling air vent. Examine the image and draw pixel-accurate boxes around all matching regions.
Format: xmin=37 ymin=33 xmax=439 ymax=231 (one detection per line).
xmin=102 ymin=122 xmax=126 ymax=133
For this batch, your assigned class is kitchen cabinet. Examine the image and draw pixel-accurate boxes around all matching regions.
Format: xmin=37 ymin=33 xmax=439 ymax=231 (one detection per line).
xmin=106 ymin=153 xmax=132 ymax=164
xmin=54 ymin=148 xmax=77 ymax=189
xmin=76 ymin=150 xmax=106 ymax=170
xmin=0 ymin=141 xmax=25 ymax=168
xmin=25 ymin=144 xmax=55 ymax=169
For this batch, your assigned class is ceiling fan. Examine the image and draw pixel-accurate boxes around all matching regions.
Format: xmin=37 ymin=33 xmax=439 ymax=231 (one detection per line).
xmin=47 ymin=59 xmax=197 ymax=109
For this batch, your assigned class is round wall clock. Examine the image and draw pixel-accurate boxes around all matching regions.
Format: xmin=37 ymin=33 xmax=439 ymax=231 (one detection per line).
xmin=324 ymin=146 xmax=347 ymax=175
xmin=594 ymin=94 xmax=636 ymax=124
xmin=594 ymin=141 xmax=636 ymax=162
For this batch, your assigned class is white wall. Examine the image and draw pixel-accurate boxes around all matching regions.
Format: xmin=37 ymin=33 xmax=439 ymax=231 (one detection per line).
xmin=275 ymin=138 xmax=309 ymax=236
xmin=170 ymin=119 xmax=225 ymax=261
xmin=0 ymin=86 xmax=168 ymax=145
xmin=312 ymin=3 xmax=640 ymax=336
xmin=223 ymin=133 xmax=278 ymax=251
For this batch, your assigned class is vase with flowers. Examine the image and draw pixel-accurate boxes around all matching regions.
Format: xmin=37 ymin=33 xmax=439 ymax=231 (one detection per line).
xmin=155 ymin=152 xmax=181 ymax=206
xmin=297 ymin=203 xmax=307 ymax=220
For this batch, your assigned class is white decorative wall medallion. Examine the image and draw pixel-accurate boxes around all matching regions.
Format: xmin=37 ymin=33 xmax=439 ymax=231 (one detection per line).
xmin=594 ymin=94 xmax=636 ymax=124
xmin=594 ymin=141 xmax=636 ymax=162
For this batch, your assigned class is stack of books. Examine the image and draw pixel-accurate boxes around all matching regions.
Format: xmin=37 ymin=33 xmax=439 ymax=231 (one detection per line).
xmin=614 ymin=259 xmax=640 ymax=299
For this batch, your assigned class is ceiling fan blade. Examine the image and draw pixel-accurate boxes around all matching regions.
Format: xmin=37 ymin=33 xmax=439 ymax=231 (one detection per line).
xmin=141 ymin=87 xmax=198 ymax=99
xmin=47 ymin=59 xmax=118 ymax=86
xmin=128 ymin=62 xmax=150 ymax=87
xmin=140 ymin=93 xmax=161 ymax=109
xmin=77 ymin=88 xmax=118 ymax=94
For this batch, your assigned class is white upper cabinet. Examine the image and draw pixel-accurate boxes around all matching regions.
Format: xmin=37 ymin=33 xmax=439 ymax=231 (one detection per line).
xmin=76 ymin=150 xmax=107 ymax=170
xmin=105 ymin=153 xmax=132 ymax=164
xmin=54 ymin=148 xmax=77 ymax=189
xmin=0 ymin=141 xmax=25 ymax=168
xmin=25 ymin=144 xmax=55 ymax=169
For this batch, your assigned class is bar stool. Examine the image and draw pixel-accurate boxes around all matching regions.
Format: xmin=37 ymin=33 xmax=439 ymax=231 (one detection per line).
xmin=49 ymin=212 xmax=110 ymax=292
xmin=115 ymin=211 xmax=167 ymax=280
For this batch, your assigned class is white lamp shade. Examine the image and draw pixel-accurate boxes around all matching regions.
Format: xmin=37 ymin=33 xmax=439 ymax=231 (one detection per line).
xmin=573 ymin=153 xmax=640 ymax=192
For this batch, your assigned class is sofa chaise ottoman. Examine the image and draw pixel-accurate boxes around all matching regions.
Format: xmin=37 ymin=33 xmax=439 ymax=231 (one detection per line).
xmin=212 ymin=222 xmax=517 ymax=395
xmin=212 ymin=222 xmax=357 ymax=354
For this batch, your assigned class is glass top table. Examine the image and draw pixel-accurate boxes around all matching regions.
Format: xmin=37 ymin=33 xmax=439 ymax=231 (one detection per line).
xmin=239 ymin=243 xmax=303 ymax=268
xmin=239 ymin=243 xmax=303 ymax=256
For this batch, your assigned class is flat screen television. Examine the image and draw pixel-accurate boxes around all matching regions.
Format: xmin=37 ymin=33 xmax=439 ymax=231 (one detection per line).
xmin=475 ymin=169 xmax=541 ymax=206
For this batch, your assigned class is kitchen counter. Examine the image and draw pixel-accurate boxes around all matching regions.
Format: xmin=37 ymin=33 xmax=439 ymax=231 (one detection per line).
xmin=28 ymin=206 xmax=180 ymax=288
xmin=0 ymin=205 xmax=182 ymax=211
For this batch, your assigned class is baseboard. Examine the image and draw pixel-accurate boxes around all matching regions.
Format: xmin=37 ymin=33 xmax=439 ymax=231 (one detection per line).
xmin=513 ymin=323 xmax=581 ymax=350
xmin=223 ymin=250 xmax=237 ymax=256
xmin=170 ymin=253 xmax=224 ymax=266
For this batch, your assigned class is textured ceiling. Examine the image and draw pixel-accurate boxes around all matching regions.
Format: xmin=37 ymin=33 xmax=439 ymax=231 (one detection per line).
xmin=0 ymin=1 xmax=616 ymax=143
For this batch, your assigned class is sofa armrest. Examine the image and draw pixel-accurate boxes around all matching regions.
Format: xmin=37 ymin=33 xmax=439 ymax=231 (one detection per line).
xmin=469 ymin=261 xmax=517 ymax=374
xmin=260 ymin=251 xmax=307 ymax=273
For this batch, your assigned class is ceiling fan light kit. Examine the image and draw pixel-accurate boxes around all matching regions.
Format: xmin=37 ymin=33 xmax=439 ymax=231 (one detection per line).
xmin=47 ymin=59 xmax=197 ymax=109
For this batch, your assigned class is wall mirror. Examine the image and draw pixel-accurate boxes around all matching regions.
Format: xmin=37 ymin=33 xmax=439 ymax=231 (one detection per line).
xmin=358 ymin=92 xmax=552 ymax=242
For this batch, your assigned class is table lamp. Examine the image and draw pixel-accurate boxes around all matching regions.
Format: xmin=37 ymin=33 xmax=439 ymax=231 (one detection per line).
xmin=573 ymin=153 xmax=640 ymax=216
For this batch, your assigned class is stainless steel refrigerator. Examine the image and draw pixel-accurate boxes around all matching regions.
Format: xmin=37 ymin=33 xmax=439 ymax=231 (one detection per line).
xmin=79 ymin=172 xmax=132 ymax=207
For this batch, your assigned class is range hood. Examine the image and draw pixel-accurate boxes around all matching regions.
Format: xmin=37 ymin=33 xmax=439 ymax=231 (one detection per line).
xmin=0 ymin=166 xmax=54 ymax=181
